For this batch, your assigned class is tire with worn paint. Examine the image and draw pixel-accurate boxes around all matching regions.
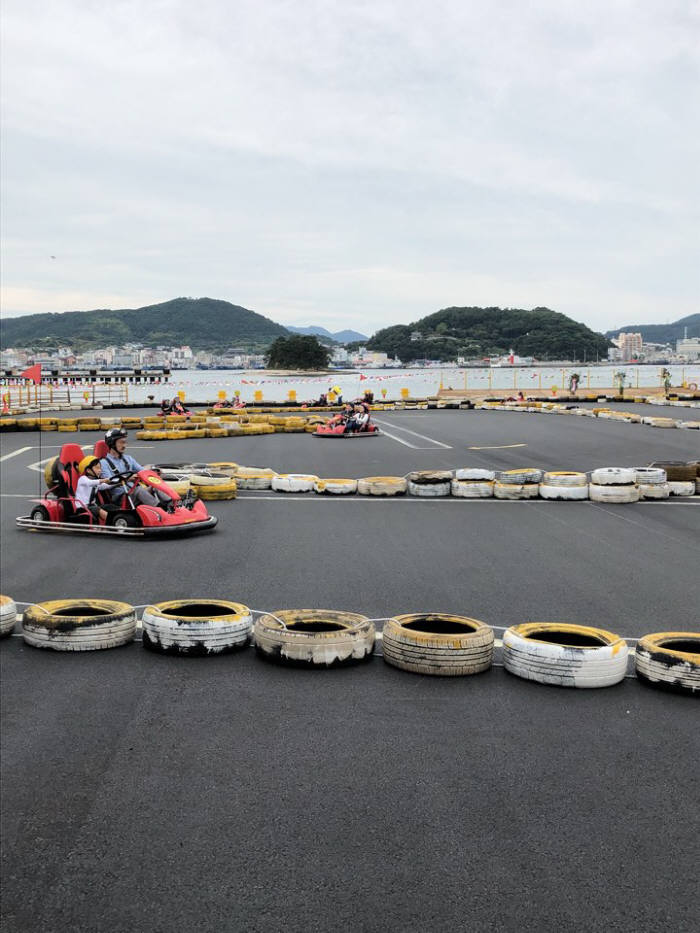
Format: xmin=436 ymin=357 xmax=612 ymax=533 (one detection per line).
xmin=142 ymin=599 xmax=252 ymax=656
xmin=254 ymin=610 xmax=375 ymax=667
xmin=503 ymin=622 xmax=629 ymax=688
xmin=381 ymin=613 xmax=494 ymax=676
xmin=542 ymin=471 xmax=588 ymax=487
xmin=314 ymin=478 xmax=358 ymax=495
xmin=496 ymin=469 xmax=543 ymax=485
xmin=206 ymin=462 xmax=239 ymax=477
xmin=159 ymin=473 xmax=191 ymax=496
xmin=635 ymin=632 xmax=700 ymax=694
xmin=643 ymin=417 xmax=678 ymax=428
xmin=668 ymin=481 xmax=696 ymax=497
xmin=22 ymin=599 xmax=137 ymax=651
xmin=406 ymin=470 xmax=454 ymax=484
xmin=407 ymin=479 xmax=451 ymax=497
xmin=538 ymin=483 xmax=589 ymax=500
xmin=639 ymin=483 xmax=670 ymax=499
xmin=648 ymin=461 xmax=696 ymax=483
xmin=590 ymin=468 xmax=637 ymax=485
xmin=454 ymin=468 xmax=495 ymax=481
xmin=357 ymin=476 xmax=407 ymax=496
xmin=589 ymin=483 xmax=640 ymax=503
xmin=0 ymin=596 xmax=17 ymax=637
xmin=234 ymin=467 xmax=277 ymax=489
xmin=494 ymin=482 xmax=540 ymax=499
xmin=189 ymin=471 xmax=236 ymax=487
xmin=44 ymin=456 xmax=59 ymax=488
xmin=194 ymin=478 xmax=237 ymax=499
xmin=271 ymin=473 xmax=318 ymax=493
xmin=635 ymin=467 xmax=667 ymax=484
xmin=451 ymin=480 xmax=494 ymax=498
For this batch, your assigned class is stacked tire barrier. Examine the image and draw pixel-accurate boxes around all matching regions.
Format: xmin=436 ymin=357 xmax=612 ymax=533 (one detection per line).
xmin=494 ymin=469 xmax=542 ymax=499
xmin=406 ymin=471 xmax=453 ymax=497
xmin=589 ymin=468 xmax=640 ymax=503
xmin=0 ymin=596 xmax=17 ymax=637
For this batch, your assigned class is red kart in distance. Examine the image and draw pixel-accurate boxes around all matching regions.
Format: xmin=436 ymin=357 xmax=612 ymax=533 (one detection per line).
xmin=312 ymin=421 xmax=380 ymax=439
xmin=16 ymin=443 xmax=217 ymax=537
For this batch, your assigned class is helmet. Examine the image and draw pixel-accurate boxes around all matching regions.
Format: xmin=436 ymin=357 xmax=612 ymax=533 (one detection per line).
xmin=105 ymin=427 xmax=127 ymax=449
xmin=78 ymin=455 xmax=100 ymax=476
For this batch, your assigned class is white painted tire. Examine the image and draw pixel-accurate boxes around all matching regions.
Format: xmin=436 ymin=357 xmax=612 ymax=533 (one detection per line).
xmin=680 ymin=421 xmax=700 ymax=429
xmin=254 ymin=610 xmax=375 ymax=667
xmin=407 ymin=480 xmax=451 ymax=497
xmin=357 ymin=476 xmax=407 ymax=496
xmin=271 ymin=473 xmax=318 ymax=493
xmin=142 ymin=599 xmax=252 ymax=655
xmin=635 ymin=632 xmax=700 ymax=694
xmin=496 ymin=469 xmax=543 ymax=484
xmin=0 ymin=596 xmax=17 ymax=637
xmin=189 ymin=471 xmax=235 ymax=487
xmin=454 ymin=468 xmax=495 ymax=481
xmin=539 ymin=484 xmax=589 ymax=500
xmin=159 ymin=473 xmax=191 ymax=496
xmin=542 ymin=471 xmax=588 ymax=487
xmin=235 ymin=467 xmax=277 ymax=489
xmin=314 ymin=478 xmax=358 ymax=495
xmin=668 ymin=481 xmax=696 ymax=497
xmin=22 ymin=599 xmax=137 ymax=651
xmin=406 ymin=470 xmax=454 ymax=484
xmin=503 ymin=622 xmax=629 ymax=688
xmin=451 ymin=480 xmax=494 ymax=498
xmin=382 ymin=614 xmax=494 ymax=676
xmin=590 ymin=468 xmax=637 ymax=485
xmin=494 ymin=482 xmax=540 ymax=500
xmin=635 ymin=467 xmax=666 ymax=484
xmin=589 ymin=483 xmax=640 ymax=503
xmin=639 ymin=483 xmax=670 ymax=499
xmin=644 ymin=417 xmax=678 ymax=428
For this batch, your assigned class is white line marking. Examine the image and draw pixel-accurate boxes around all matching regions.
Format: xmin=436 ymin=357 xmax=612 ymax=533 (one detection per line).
xmin=373 ymin=418 xmax=452 ymax=449
xmin=0 ymin=446 xmax=33 ymax=462
xmin=469 ymin=443 xmax=528 ymax=450
xmin=374 ymin=427 xmax=422 ymax=448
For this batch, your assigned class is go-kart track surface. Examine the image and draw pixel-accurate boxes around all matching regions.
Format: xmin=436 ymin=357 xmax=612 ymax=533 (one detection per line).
xmin=1 ymin=407 xmax=699 ymax=933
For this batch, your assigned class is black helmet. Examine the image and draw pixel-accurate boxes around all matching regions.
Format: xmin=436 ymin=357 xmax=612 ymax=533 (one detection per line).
xmin=105 ymin=427 xmax=127 ymax=449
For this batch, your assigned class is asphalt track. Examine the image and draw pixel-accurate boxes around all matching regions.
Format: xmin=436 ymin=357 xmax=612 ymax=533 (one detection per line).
xmin=1 ymin=410 xmax=699 ymax=932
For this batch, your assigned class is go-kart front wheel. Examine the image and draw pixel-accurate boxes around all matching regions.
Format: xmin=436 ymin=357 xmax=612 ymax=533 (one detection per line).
xmin=109 ymin=512 xmax=141 ymax=530
xmin=30 ymin=506 xmax=50 ymax=523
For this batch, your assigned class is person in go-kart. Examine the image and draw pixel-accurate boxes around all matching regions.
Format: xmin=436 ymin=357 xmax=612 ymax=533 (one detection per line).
xmin=328 ymin=402 xmax=354 ymax=428
xmin=75 ymin=456 xmax=119 ymax=524
xmin=100 ymin=428 xmax=172 ymax=509
xmin=169 ymin=397 xmax=191 ymax=417
xmin=344 ymin=403 xmax=370 ymax=434
xmin=159 ymin=398 xmax=172 ymax=416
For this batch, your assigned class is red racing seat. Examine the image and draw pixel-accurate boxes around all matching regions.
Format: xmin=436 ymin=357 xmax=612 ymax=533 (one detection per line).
xmin=93 ymin=440 xmax=109 ymax=459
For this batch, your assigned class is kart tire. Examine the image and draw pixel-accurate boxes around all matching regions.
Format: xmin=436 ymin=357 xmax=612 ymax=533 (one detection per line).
xmin=357 ymin=476 xmax=407 ymax=496
xmin=234 ymin=467 xmax=277 ymax=489
xmin=206 ymin=462 xmax=239 ymax=476
xmin=406 ymin=470 xmax=454 ymax=485
xmin=271 ymin=474 xmax=318 ymax=493
xmin=142 ymin=600 xmax=253 ymax=656
xmin=109 ymin=512 xmax=142 ymax=529
xmin=255 ymin=609 xmax=375 ymax=667
xmin=503 ymin=622 xmax=629 ymax=688
xmin=158 ymin=474 xmax=191 ymax=496
xmin=639 ymin=483 xmax=670 ymax=499
xmin=451 ymin=480 xmax=494 ymax=498
xmin=0 ymin=596 xmax=17 ymax=637
xmin=635 ymin=467 xmax=667 ymax=484
xmin=668 ymin=481 xmax=696 ymax=497
xmin=58 ymin=422 xmax=78 ymax=432
xmin=454 ymin=468 xmax=495 ymax=481
xmin=22 ymin=599 xmax=137 ymax=651
xmin=539 ymin=483 xmax=589 ymax=500
xmin=635 ymin=632 xmax=700 ymax=694
xmin=30 ymin=505 xmax=50 ymax=522
xmin=680 ymin=421 xmax=700 ymax=429
xmin=542 ymin=471 xmax=588 ymax=487
xmin=381 ymin=614 xmax=494 ymax=676
xmin=494 ymin=482 xmax=540 ymax=499
xmin=195 ymin=479 xmax=237 ymax=499
xmin=590 ymin=468 xmax=637 ymax=485
xmin=189 ymin=471 xmax=235 ymax=486
xmin=648 ymin=461 xmax=696 ymax=483
xmin=643 ymin=417 xmax=678 ymax=428
xmin=407 ymin=479 xmax=451 ymax=497
xmin=496 ymin=469 xmax=543 ymax=484
xmin=589 ymin=483 xmax=640 ymax=503
xmin=314 ymin=478 xmax=358 ymax=495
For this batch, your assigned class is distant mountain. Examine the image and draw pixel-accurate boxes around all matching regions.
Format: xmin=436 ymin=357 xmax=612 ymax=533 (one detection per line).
xmin=287 ymin=325 xmax=368 ymax=343
xmin=0 ymin=297 xmax=289 ymax=351
xmin=605 ymin=314 xmax=700 ymax=344
xmin=368 ymin=306 xmax=611 ymax=362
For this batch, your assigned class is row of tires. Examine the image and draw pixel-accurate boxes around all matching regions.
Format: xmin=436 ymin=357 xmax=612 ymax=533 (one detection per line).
xmin=476 ymin=401 xmax=700 ymax=429
xmin=1 ymin=597 xmax=697 ymax=694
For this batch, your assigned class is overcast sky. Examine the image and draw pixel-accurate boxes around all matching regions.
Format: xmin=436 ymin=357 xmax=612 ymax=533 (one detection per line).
xmin=2 ymin=0 xmax=699 ymax=335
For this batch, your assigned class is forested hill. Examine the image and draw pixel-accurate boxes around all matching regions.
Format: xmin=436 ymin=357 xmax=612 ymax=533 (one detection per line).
xmin=367 ymin=306 xmax=611 ymax=362
xmin=605 ymin=314 xmax=700 ymax=344
xmin=0 ymin=297 xmax=289 ymax=351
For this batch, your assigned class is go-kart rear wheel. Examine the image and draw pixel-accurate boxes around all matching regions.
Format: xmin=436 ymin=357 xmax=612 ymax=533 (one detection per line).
xmin=30 ymin=505 xmax=50 ymax=522
xmin=109 ymin=512 xmax=141 ymax=530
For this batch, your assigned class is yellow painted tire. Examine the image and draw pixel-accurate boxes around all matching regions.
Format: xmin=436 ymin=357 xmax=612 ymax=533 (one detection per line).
xmin=234 ymin=467 xmax=277 ymax=489
xmin=195 ymin=479 xmax=237 ymax=499
xmin=189 ymin=471 xmax=235 ymax=486
xmin=314 ymin=478 xmax=358 ymax=495
xmin=78 ymin=421 xmax=101 ymax=431
xmin=357 ymin=476 xmax=407 ymax=496
xmin=635 ymin=632 xmax=700 ymax=694
xmin=57 ymin=422 xmax=78 ymax=432
xmin=44 ymin=456 xmax=58 ymax=487
xmin=206 ymin=462 xmax=238 ymax=476
xmin=382 ymin=614 xmax=494 ymax=676
xmin=22 ymin=599 xmax=137 ymax=651
xmin=503 ymin=622 xmax=629 ymax=687
xmin=142 ymin=599 xmax=252 ymax=655
xmin=542 ymin=471 xmax=588 ymax=487
xmin=206 ymin=428 xmax=228 ymax=438
xmin=0 ymin=595 xmax=17 ymax=637
xmin=254 ymin=610 xmax=375 ymax=667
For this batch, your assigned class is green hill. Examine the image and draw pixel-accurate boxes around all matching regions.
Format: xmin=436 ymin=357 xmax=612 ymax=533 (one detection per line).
xmin=0 ymin=297 xmax=289 ymax=351
xmin=367 ymin=306 xmax=611 ymax=362
xmin=604 ymin=314 xmax=700 ymax=344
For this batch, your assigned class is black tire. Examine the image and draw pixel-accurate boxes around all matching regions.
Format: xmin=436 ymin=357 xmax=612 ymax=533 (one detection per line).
xmin=30 ymin=505 xmax=50 ymax=522
xmin=109 ymin=512 xmax=141 ymax=529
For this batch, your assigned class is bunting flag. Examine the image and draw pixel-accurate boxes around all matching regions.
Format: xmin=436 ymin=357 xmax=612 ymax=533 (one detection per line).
xmin=20 ymin=363 xmax=42 ymax=383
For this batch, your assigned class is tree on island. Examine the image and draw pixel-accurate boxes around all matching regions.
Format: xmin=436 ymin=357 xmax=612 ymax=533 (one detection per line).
xmin=265 ymin=334 xmax=331 ymax=370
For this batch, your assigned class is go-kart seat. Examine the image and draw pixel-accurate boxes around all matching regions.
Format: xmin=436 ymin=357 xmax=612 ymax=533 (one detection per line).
xmin=53 ymin=443 xmax=85 ymax=518
xmin=93 ymin=440 xmax=109 ymax=459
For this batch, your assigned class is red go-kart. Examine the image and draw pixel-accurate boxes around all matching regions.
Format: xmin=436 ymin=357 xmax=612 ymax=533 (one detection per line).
xmin=312 ymin=421 xmax=380 ymax=438
xmin=16 ymin=443 xmax=217 ymax=537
